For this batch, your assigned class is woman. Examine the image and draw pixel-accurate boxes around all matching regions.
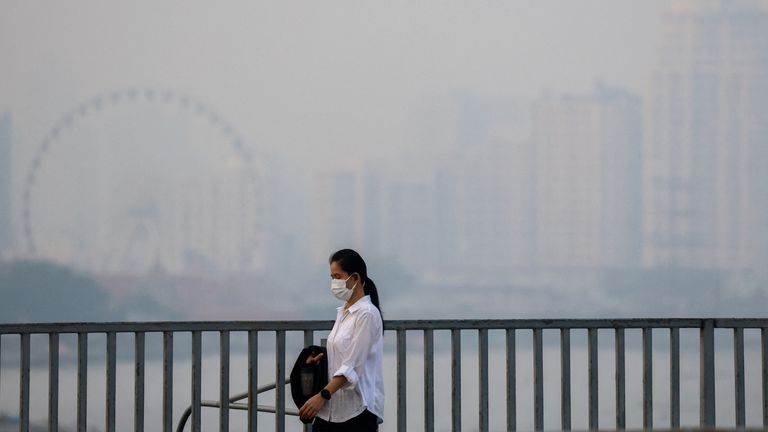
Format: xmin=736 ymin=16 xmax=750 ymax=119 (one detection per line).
xmin=299 ymin=249 xmax=385 ymax=431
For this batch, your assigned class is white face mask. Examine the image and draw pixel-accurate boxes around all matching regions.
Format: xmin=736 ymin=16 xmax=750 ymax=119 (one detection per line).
xmin=331 ymin=275 xmax=357 ymax=301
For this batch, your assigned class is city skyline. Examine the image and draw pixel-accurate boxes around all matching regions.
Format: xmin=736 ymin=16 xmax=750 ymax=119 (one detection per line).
xmin=0 ymin=0 xmax=766 ymax=309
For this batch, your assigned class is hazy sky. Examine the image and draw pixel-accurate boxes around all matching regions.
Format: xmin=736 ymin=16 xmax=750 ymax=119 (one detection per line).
xmin=1 ymin=0 xmax=664 ymax=171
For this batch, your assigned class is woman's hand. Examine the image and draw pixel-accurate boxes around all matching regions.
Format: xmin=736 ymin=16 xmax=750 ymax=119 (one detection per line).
xmin=306 ymin=352 xmax=324 ymax=364
xmin=299 ymin=393 xmax=327 ymax=421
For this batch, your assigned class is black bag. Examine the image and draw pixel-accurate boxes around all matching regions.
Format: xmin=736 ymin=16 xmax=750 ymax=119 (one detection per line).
xmin=289 ymin=345 xmax=328 ymax=423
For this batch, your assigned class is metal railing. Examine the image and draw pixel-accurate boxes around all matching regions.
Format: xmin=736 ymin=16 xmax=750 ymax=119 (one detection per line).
xmin=1 ymin=319 xmax=767 ymax=432
xmin=176 ymin=382 xmax=301 ymax=432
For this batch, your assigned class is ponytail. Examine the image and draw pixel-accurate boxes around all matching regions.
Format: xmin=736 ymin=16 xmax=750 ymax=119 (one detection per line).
xmin=363 ymin=276 xmax=382 ymax=318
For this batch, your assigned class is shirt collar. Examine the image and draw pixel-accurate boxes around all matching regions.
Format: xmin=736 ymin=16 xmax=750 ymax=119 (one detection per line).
xmin=337 ymin=295 xmax=372 ymax=314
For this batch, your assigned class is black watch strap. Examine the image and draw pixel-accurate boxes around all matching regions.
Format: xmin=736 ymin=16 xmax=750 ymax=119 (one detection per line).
xmin=320 ymin=389 xmax=332 ymax=400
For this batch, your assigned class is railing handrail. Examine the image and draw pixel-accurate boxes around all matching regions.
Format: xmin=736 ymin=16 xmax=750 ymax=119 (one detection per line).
xmin=2 ymin=317 xmax=767 ymax=334
xmin=175 ymin=379 xmax=299 ymax=432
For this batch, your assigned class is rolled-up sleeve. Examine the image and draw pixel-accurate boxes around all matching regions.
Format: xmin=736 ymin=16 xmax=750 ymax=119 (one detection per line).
xmin=333 ymin=311 xmax=379 ymax=388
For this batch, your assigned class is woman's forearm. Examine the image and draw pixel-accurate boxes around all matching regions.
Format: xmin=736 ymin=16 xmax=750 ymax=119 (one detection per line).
xmin=324 ymin=375 xmax=348 ymax=394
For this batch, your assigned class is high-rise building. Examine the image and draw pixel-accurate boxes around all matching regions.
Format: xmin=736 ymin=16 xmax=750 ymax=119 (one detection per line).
xmin=643 ymin=0 xmax=768 ymax=270
xmin=0 ymin=113 xmax=12 ymax=255
xmin=434 ymin=96 xmax=535 ymax=271
xmin=310 ymin=167 xmax=365 ymax=266
xmin=381 ymin=180 xmax=437 ymax=272
xmin=532 ymin=86 xmax=643 ymax=268
xmin=159 ymin=167 xmax=262 ymax=274
xmin=310 ymin=161 xmax=441 ymax=274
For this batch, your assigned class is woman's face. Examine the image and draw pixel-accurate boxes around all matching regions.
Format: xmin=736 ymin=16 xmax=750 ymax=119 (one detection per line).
xmin=330 ymin=261 xmax=357 ymax=289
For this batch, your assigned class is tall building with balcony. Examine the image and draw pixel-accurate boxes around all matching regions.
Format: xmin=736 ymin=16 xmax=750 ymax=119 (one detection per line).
xmin=643 ymin=0 xmax=768 ymax=270
xmin=532 ymin=86 xmax=643 ymax=269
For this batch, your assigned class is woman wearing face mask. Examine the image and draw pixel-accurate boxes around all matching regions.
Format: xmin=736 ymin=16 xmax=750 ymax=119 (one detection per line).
xmin=298 ymin=249 xmax=384 ymax=431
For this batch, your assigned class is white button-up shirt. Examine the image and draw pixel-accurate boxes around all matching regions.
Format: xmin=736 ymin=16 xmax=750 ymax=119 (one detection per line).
xmin=316 ymin=295 xmax=384 ymax=424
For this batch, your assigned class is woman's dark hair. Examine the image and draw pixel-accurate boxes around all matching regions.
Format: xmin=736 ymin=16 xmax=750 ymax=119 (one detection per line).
xmin=329 ymin=249 xmax=382 ymax=316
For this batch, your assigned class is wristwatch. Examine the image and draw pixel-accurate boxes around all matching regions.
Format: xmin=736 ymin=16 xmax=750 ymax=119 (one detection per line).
xmin=320 ymin=389 xmax=332 ymax=400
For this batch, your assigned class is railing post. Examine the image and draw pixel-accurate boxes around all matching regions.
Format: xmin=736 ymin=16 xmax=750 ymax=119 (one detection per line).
xmin=303 ymin=330 xmax=313 ymax=432
xmin=220 ymin=331 xmax=230 ymax=432
xmin=275 ymin=330 xmax=286 ymax=432
xmin=533 ymin=328 xmax=543 ymax=431
xmin=642 ymin=328 xmax=652 ymax=429
xmin=700 ymin=319 xmax=715 ymax=427
xmin=77 ymin=332 xmax=88 ymax=432
xmin=733 ymin=328 xmax=746 ymax=428
xmin=424 ymin=329 xmax=434 ymax=432
xmin=191 ymin=331 xmax=202 ymax=432
xmin=478 ymin=328 xmax=489 ymax=432
xmin=669 ymin=328 xmax=680 ymax=428
xmin=733 ymin=327 xmax=745 ymax=428
xmin=506 ymin=329 xmax=516 ymax=432
xmin=163 ymin=331 xmax=174 ymax=432
xmin=615 ymin=328 xmax=625 ymax=430
xmin=397 ymin=329 xmax=407 ymax=432
xmin=20 ymin=333 xmax=30 ymax=432
xmin=135 ymin=332 xmax=145 ymax=432
xmin=560 ymin=328 xmax=571 ymax=431
xmin=588 ymin=328 xmax=598 ymax=430
xmin=248 ymin=330 xmax=258 ymax=432
xmin=49 ymin=333 xmax=59 ymax=432
xmin=761 ymin=327 xmax=767 ymax=428
xmin=106 ymin=332 xmax=117 ymax=432
xmin=451 ymin=328 xmax=462 ymax=432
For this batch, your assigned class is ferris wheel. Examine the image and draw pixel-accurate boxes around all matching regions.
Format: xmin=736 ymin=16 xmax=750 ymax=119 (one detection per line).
xmin=22 ymin=88 xmax=263 ymax=274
